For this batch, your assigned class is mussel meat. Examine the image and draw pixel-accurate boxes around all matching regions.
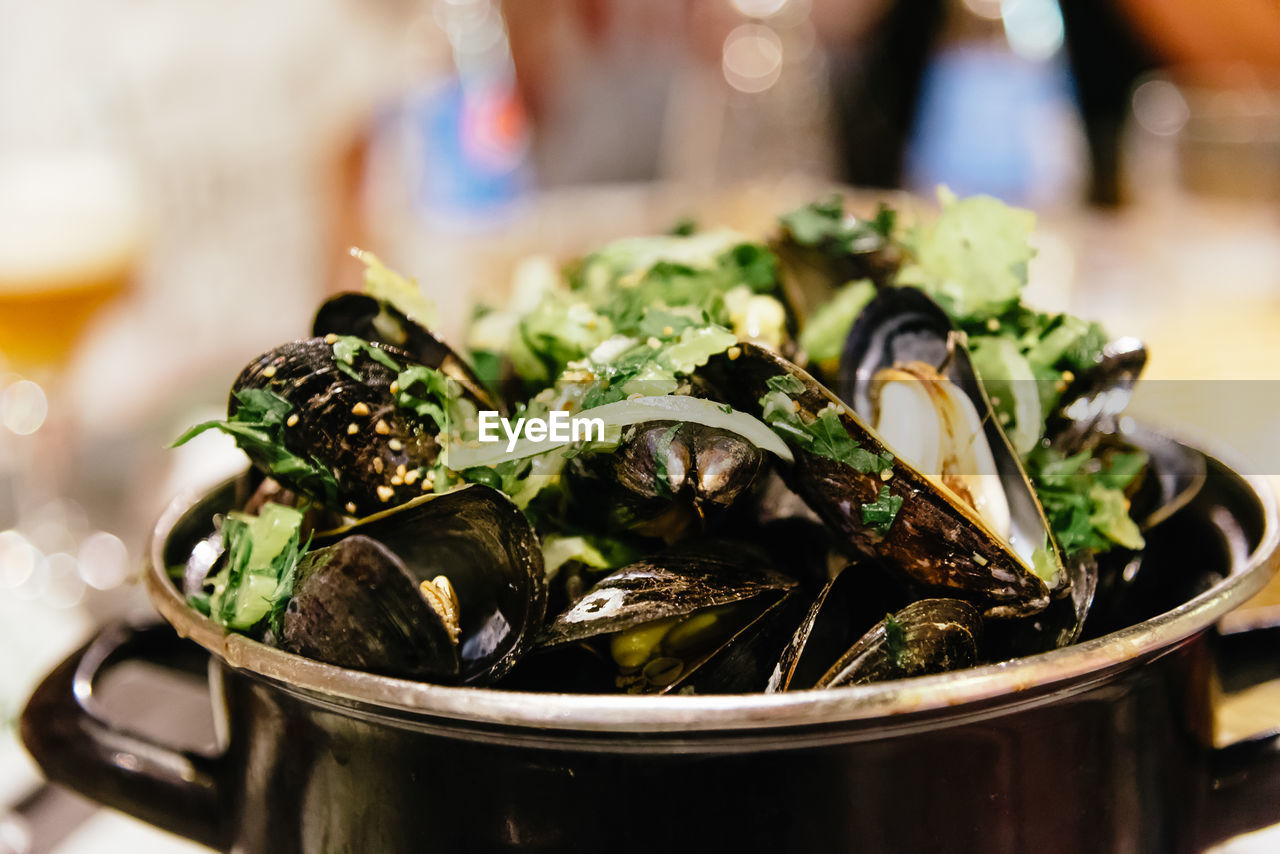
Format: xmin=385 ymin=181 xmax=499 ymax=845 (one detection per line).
xmin=566 ymin=420 xmax=765 ymax=541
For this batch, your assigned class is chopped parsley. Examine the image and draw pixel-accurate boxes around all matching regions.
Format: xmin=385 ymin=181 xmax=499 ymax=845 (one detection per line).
xmin=883 ymin=611 xmax=907 ymax=669
xmin=861 ymin=486 xmax=904 ymax=534
xmin=332 ymin=335 xmax=400 ymax=381
xmin=395 ymin=365 xmax=460 ymax=433
xmin=779 ymin=195 xmax=895 ymax=253
xmin=1025 ymin=445 xmax=1147 ymax=555
xmin=651 ymin=423 xmax=683 ymax=499
xmin=172 ymin=388 xmax=341 ymax=507
xmin=758 ymin=374 xmax=893 ymax=475
xmin=194 ymin=503 xmax=308 ymax=633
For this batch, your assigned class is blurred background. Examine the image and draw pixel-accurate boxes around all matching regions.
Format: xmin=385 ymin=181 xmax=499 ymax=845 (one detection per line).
xmin=0 ymin=0 xmax=1278 ymax=851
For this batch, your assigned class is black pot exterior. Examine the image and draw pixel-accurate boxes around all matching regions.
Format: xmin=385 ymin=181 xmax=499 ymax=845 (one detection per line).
xmin=211 ymin=637 xmax=1214 ymax=854
xmin=21 ymin=446 xmax=1280 ymax=853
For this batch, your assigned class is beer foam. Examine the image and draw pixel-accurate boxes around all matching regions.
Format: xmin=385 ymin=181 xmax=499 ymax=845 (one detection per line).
xmin=0 ymin=153 xmax=146 ymax=292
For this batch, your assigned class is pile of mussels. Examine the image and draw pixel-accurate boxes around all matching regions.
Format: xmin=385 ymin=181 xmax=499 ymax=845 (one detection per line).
xmin=174 ymin=194 xmax=1207 ymax=694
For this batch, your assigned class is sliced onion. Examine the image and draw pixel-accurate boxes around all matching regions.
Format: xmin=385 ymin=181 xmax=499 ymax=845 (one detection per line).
xmin=446 ymin=395 xmax=793 ymax=470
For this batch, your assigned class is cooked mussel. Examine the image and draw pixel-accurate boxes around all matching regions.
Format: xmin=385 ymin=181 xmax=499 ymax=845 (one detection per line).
xmin=537 ymin=540 xmax=799 ymax=693
xmin=230 ymin=337 xmax=472 ymax=517
xmin=771 ymin=197 xmax=902 ymax=330
xmin=816 ymin=598 xmax=981 ymax=688
xmin=566 ymin=420 xmax=765 ymax=541
xmin=1046 ymin=337 xmax=1147 ymax=456
xmin=314 ymin=292 xmax=498 ymax=412
xmin=839 ymin=288 xmax=1067 ymax=596
xmin=280 ymin=535 xmax=461 ymax=680
xmin=702 ymin=341 xmax=1052 ymax=617
xmin=768 ymin=562 xmax=910 ymax=692
xmin=312 ymin=484 xmax=545 ymax=684
xmin=1087 ymin=424 xmax=1206 ymax=532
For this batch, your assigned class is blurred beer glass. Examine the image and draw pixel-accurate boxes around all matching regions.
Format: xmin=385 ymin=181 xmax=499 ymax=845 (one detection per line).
xmin=0 ymin=153 xmax=144 ymax=372
xmin=0 ymin=148 xmax=145 ymax=612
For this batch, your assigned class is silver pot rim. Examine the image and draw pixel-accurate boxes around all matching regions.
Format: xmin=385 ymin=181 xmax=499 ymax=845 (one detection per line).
xmin=146 ymin=437 xmax=1280 ymax=734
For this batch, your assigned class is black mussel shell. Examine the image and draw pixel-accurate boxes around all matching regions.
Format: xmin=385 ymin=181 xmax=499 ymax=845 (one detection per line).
xmin=536 ymin=540 xmax=799 ymax=694
xmin=983 ymin=551 xmax=1098 ymax=659
xmin=838 ymin=286 xmax=954 ymax=416
xmin=838 ymin=287 xmax=1067 ymax=593
xmin=315 ymin=484 xmax=545 ymax=685
xmin=1084 ymin=448 xmax=1240 ymax=637
xmin=1046 ymin=337 xmax=1147 ymax=456
xmin=702 ymin=343 xmax=1051 ymax=617
xmin=816 ymin=598 xmax=982 ymax=688
xmin=313 ymin=293 xmax=499 ymax=412
xmin=232 ymin=337 xmax=441 ymax=516
xmin=768 ymin=562 xmax=912 ymax=692
xmin=567 ymin=421 xmax=765 ymax=541
xmin=539 ymin=540 xmax=794 ymax=647
xmin=736 ymin=470 xmax=837 ymax=592
xmin=280 ymin=534 xmax=461 ymax=680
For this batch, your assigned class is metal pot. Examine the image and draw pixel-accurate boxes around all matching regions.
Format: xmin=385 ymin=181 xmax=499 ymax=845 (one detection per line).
xmin=21 ymin=444 xmax=1280 ymax=853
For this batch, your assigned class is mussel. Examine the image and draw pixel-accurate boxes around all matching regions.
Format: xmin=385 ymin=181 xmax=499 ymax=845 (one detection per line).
xmin=844 ymin=289 xmax=1068 ymax=591
xmin=816 ymin=598 xmax=981 ymax=688
xmin=566 ymin=420 xmax=765 ymax=541
xmin=314 ymin=291 xmax=498 ymax=412
xmin=228 ymin=336 xmax=482 ymax=517
xmin=307 ymin=484 xmax=545 ymax=684
xmin=536 ymin=540 xmax=799 ymax=693
xmin=771 ymin=197 xmax=902 ymax=331
xmin=768 ymin=562 xmax=911 ymax=691
xmin=1046 ymin=337 xmax=1147 ymax=456
xmin=703 ymin=340 xmax=1052 ymax=618
xmin=280 ymin=534 xmax=461 ymax=680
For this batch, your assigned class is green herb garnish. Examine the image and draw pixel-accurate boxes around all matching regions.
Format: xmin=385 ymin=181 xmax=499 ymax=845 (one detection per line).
xmin=861 ymin=485 xmax=904 ymax=534
xmin=1025 ymin=445 xmax=1147 ymax=555
xmin=883 ymin=612 xmax=907 ymax=669
xmin=172 ymin=388 xmax=341 ymax=507
xmin=332 ymin=335 xmax=401 ymax=382
xmin=198 ymin=503 xmax=308 ymax=633
xmin=758 ymin=375 xmax=893 ymax=474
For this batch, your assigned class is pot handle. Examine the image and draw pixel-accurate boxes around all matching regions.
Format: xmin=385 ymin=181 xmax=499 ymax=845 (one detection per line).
xmin=20 ymin=621 xmax=228 ymax=851
xmin=1201 ymin=615 xmax=1280 ymax=848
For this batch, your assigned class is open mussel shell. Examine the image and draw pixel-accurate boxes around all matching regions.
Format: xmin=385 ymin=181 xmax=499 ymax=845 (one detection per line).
xmin=838 ymin=287 xmax=1067 ymax=593
xmin=983 ymin=551 xmax=1099 ymax=659
xmin=279 ymin=535 xmax=461 ymax=681
xmin=768 ymin=562 xmax=911 ymax=692
xmin=1046 ymin=337 xmax=1147 ymax=456
xmin=703 ymin=342 xmax=1051 ymax=618
xmin=816 ymin=598 xmax=982 ymax=688
xmin=313 ymin=292 xmax=499 ymax=411
xmin=536 ymin=540 xmax=799 ymax=694
xmin=566 ymin=420 xmax=765 ymax=542
xmin=315 ymin=484 xmax=545 ymax=685
xmin=232 ymin=337 xmax=445 ymax=516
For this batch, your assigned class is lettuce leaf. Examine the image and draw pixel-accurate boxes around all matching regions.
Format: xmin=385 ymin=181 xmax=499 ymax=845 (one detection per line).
xmin=898 ymin=188 xmax=1036 ymax=321
xmin=199 ymin=503 xmax=307 ymax=632
xmin=798 ymin=279 xmax=876 ymax=364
